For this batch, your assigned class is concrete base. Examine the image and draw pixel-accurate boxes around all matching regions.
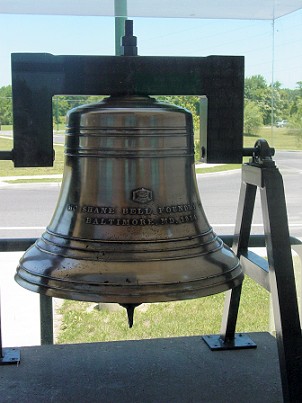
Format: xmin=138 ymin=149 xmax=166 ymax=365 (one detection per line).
xmin=0 ymin=332 xmax=282 ymax=402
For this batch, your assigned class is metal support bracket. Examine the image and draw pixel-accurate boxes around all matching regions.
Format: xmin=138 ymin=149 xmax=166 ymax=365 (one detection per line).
xmin=204 ymin=139 xmax=302 ymax=402
xmin=203 ymin=333 xmax=256 ymax=351
xmin=0 ymin=348 xmax=20 ymax=365
xmin=0 ymin=302 xmax=20 ymax=365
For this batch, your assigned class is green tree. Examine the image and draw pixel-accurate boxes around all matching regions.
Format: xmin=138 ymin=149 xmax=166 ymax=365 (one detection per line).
xmin=245 ymin=75 xmax=272 ymax=125
xmin=286 ymin=82 xmax=302 ymax=117
xmin=244 ymin=100 xmax=263 ymax=135
xmin=288 ymin=98 xmax=302 ymax=146
xmin=0 ymin=85 xmax=12 ymax=125
xmin=244 ymin=75 xmax=301 ymax=126
xmin=53 ymin=96 xmax=69 ymax=128
xmin=296 ymin=81 xmax=302 ymax=97
xmin=156 ymin=95 xmax=200 ymax=134
xmin=52 ymin=95 xmax=103 ymax=129
xmin=270 ymin=85 xmax=289 ymax=123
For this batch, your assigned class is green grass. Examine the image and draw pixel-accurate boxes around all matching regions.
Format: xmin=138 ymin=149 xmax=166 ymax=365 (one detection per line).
xmin=6 ymin=178 xmax=62 ymax=184
xmin=0 ymin=137 xmax=64 ymax=176
xmin=57 ymin=256 xmax=302 ymax=344
xmin=195 ymin=164 xmax=242 ymax=174
xmin=244 ymin=126 xmax=302 ymax=150
xmin=0 ymin=125 xmax=12 ymax=131
xmin=57 ymin=277 xmax=269 ymax=344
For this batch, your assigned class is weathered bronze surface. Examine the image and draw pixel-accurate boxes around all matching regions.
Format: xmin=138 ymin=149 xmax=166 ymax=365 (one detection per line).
xmin=15 ymin=96 xmax=242 ymax=303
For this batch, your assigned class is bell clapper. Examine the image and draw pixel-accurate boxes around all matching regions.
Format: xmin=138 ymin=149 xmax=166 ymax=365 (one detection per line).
xmin=120 ymin=303 xmax=141 ymax=328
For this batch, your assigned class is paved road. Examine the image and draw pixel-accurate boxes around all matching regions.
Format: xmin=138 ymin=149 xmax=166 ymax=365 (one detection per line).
xmin=0 ymin=151 xmax=301 ymax=241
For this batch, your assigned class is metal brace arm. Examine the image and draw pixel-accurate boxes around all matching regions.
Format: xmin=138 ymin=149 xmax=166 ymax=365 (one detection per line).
xmin=204 ymin=139 xmax=302 ymax=402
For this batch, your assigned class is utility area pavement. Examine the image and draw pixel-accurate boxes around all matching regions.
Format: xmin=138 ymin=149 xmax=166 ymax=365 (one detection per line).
xmin=0 ymin=332 xmax=283 ymax=402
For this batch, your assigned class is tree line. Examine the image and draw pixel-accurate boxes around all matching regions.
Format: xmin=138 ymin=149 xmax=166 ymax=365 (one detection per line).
xmin=244 ymin=75 xmax=302 ymax=134
xmin=0 ymin=75 xmax=301 ymax=136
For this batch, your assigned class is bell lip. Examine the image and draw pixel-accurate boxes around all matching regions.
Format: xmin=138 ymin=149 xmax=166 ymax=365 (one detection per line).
xmin=14 ymin=273 xmax=244 ymax=303
xmin=15 ymin=232 xmax=242 ymax=303
xmin=14 ymin=263 xmax=243 ymax=304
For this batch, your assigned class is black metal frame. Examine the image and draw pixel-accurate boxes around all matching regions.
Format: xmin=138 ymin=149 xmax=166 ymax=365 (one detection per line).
xmin=203 ymin=139 xmax=302 ymax=402
xmin=10 ymin=53 xmax=244 ymax=166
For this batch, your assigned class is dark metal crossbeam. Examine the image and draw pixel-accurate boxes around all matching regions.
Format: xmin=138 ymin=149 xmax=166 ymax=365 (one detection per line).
xmin=11 ymin=53 xmax=244 ymax=166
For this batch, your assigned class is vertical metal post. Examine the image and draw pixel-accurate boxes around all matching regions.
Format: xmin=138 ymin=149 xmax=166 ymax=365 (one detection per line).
xmin=260 ymin=166 xmax=302 ymax=402
xmin=217 ymin=179 xmax=258 ymax=343
xmin=292 ymin=243 xmax=302 ymax=326
xmin=114 ymin=0 xmax=127 ymax=56
xmin=0 ymin=298 xmax=20 ymax=364
xmin=199 ymin=96 xmax=208 ymax=160
xmin=40 ymin=294 xmax=54 ymax=345
xmin=219 ymin=284 xmax=243 ymax=342
xmin=232 ymin=181 xmax=257 ymax=255
xmin=203 ymin=174 xmax=257 ymax=350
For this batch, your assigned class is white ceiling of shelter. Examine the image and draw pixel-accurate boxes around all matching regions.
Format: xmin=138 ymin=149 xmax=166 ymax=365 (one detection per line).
xmin=0 ymin=0 xmax=301 ymax=20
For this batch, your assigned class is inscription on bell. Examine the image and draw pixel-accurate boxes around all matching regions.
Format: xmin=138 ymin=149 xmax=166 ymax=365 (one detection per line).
xmin=122 ymin=207 xmax=152 ymax=215
xmin=67 ymin=204 xmax=78 ymax=211
xmin=132 ymin=188 xmax=153 ymax=204
xmin=85 ymin=214 xmax=197 ymax=226
xmin=81 ymin=206 xmax=115 ymax=214
xmin=67 ymin=201 xmax=198 ymax=227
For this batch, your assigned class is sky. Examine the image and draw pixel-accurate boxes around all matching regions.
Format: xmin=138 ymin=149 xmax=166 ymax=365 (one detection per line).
xmin=0 ymin=8 xmax=301 ymax=89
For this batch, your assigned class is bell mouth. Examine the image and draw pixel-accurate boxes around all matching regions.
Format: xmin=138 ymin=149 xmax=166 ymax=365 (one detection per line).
xmin=15 ymin=237 xmax=242 ymax=304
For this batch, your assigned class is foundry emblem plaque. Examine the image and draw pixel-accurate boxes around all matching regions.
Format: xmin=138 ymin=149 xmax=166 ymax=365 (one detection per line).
xmin=132 ymin=187 xmax=153 ymax=204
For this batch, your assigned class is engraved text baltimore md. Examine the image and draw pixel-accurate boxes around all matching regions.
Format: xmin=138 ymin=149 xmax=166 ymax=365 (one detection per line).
xmin=67 ymin=187 xmax=198 ymax=226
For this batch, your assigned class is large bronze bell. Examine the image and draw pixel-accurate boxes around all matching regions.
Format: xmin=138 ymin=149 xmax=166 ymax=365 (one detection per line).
xmin=15 ymin=95 xmax=242 ymax=321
